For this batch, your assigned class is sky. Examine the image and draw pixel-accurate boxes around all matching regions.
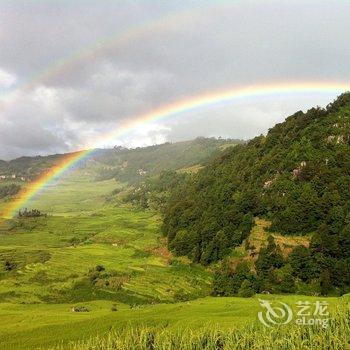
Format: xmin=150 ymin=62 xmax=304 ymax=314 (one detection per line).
xmin=0 ymin=0 xmax=350 ymax=160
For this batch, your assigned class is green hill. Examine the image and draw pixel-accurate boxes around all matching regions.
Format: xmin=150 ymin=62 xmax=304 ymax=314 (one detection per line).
xmin=93 ymin=137 xmax=241 ymax=184
xmin=163 ymin=93 xmax=350 ymax=295
xmin=0 ymin=138 xmax=240 ymax=185
xmin=0 ymin=154 xmax=65 ymax=181
xmin=0 ymin=101 xmax=348 ymax=349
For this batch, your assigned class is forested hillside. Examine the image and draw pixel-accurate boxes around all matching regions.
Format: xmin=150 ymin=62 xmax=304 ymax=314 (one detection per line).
xmin=0 ymin=138 xmax=238 ymax=186
xmin=94 ymin=137 xmax=241 ymax=184
xmin=163 ymin=93 xmax=350 ymax=295
xmin=0 ymin=154 xmax=66 ymax=181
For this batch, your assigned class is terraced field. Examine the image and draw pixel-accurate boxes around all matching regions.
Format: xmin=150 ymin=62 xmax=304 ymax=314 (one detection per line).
xmin=0 ymin=171 xmax=348 ymax=349
xmin=0 ymin=295 xmax=346 ymax=349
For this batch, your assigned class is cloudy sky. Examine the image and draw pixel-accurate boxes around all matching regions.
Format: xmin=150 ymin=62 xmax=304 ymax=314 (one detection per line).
xmin=0 ymin=0 xmax=350 ymax=160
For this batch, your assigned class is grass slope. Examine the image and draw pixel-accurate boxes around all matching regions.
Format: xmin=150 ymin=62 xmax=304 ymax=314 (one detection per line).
xmin=0 ymin=295 xmax=345 ymax=349
xmin=0 ymin=168 xmax=348 ymax=349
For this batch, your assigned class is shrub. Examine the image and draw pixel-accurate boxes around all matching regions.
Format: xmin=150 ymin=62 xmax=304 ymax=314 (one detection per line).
xmin=17 ymin=208 xmax=46 ymax=218
xmin=71 ymin=306 xmax=90 ymax=312
xmin=237 ymin=279 xmax=255 ymax=297
xmin=0 ymin=184 xmax=21 ymax=199
xmin=4 ymin=260 xmax=16 ymax=271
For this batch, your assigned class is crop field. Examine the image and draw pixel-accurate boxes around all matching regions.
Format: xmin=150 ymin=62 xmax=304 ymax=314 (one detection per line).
xmin=0 ymin=171 xmax=348 ymax=349
xmin=0 ymin=172 xmax=212 ymax=349
xmin=0 ymin=295 xmax=347 ymax=349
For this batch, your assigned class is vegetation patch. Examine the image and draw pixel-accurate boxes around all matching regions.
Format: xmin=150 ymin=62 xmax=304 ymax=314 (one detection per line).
xmin=163 ymin=94 xmax=350 ymax=295
xmin=0 ymin=183 xmax=21 ymax=199
xmin=51 ymin=300 xmax=349 ymax=350
xmin=0 ymin=249 xmax=51 ymax=272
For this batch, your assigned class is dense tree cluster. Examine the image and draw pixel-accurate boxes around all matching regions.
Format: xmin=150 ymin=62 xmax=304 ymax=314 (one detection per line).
xmin=213 ymin=236 xmax=293 ymax=296
xmin=122 ymin=171 xmax=189 ymax=212
xmin=213 ymin=229 xmax=350 ymax=296
xmin=162 ymin=93 xmax=350 ymax=294
xmin=18 ymin=208 xmax=47 ymax=218
xmin=162 ymin=162 xmax=255 ymax=264
xmin=0 ymin=184 xmax=21 ymax=199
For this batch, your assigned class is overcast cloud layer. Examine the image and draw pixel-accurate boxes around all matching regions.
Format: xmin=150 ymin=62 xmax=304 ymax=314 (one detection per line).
xmin=0 ymin=0 xmax=350 ymax=159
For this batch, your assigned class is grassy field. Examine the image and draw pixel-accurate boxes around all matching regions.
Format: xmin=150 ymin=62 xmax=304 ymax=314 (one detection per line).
xmin=58 ymin=298 xmax=350 ymax=350
xmin=0 ymin=170 xmax=349 ymax=349
xmin=0 ymin=171 xmax=212 ymax=349
xmin=0 ymin=295 xmax=346 ymax=349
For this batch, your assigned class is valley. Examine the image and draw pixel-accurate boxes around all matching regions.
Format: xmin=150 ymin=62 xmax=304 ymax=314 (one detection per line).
xmin=0 ymin=171 xmax=348 ymax=349
xmin=2 ymin=2 xmax=350 ymax=348
xmin=0 ymin=121 xmax=349 ymax=349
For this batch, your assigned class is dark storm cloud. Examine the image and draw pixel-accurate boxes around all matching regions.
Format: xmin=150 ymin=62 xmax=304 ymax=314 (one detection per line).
xmin=0 ymin=0 xmax=349 ymax=159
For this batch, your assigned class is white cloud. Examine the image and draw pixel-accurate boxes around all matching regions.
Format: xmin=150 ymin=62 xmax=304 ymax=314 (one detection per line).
xmin=0 ymin=68 xmax=16 ymax=89
xmin=0 ymin=1 xmax=349 ymax=159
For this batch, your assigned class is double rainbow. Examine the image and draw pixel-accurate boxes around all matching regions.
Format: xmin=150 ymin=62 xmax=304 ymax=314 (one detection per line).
xmin=2 ymin=81 xmax=349 ymax=219
xmin=0 ymin=2 xmax=223 ymax=101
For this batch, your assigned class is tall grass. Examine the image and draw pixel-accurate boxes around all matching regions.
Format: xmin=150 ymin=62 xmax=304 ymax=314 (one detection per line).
xmin=54 ymin=302 xmax=349 ymax=350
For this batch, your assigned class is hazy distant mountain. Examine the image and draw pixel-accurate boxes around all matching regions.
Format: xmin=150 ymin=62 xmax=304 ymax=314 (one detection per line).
xmin=0 ymin=138 xmax=241 ymax=183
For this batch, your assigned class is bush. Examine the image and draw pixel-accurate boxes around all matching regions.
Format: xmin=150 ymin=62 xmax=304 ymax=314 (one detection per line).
xmin=0 ymin=184 xmax=21 ymax=199
xmin=71 ymin=306 xmax=90 ymax=312
xmin=237 ymin=279 xmax=255 ymax=297
xmin=174 ymin=288 xmax=190 ymax=302
xmin=4 ymin=260 xmax=16 ymax=271
xmin=212 ymin=260 xmax=255 ymax=296
xmin=17 ymin=208 xmax=46 ymax=218
xmin=95 ymin=265 xmax=105 ymax=272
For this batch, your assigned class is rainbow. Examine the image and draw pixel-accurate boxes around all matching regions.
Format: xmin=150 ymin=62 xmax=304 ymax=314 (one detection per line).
xmin=2 ymin=81 xmax=349 ymax=218
xmin=0 ymin=2 xmax=223 ymax=102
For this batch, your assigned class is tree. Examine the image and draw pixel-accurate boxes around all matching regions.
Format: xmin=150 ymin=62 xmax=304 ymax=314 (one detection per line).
xmin=4 ymin=260 xmax=16 ymax=271
xmin=320 ymin=269 xmax=332 ymax=296
xmin=277 ymin=266 xmax=296 ymax=293
xmin=255 ymin=236 xmax=284 ymax=276
xmin=238 ymin=279 xmax=255 ymax=297
xmin=200 ymin=230 xmax=229 ymax=264
xmin=212 ymin=260 xmax=254 ymax=296
xmin=161 ymin=92 xmax=350 ymax=295
xmin=289 ymin=245 xmax=314 ymax=281
xmin=170 ymin=229 xmax=192 ymax=257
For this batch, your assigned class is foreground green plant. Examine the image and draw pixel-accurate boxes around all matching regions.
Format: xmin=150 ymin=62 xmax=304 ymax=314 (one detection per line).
xmin=53 ymin=302 xmax=349 ymax=350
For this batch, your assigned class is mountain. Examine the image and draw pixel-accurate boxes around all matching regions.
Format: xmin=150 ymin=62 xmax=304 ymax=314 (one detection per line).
xmin=90 ymin=137 xmax=242 ymax=184
xmin=0 ymin=154 xmax=68 ymax=181
xmin=162 ymin=93 xmax=350 ymax=295
xmin=0 ymin=138 xmax=240 ymax=184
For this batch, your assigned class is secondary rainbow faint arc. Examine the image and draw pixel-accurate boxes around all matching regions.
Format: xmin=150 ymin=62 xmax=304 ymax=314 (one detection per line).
xmin=2 ymin=81 xmax=349 ymax=219
xmin=0 ymin=1 xmax=225 ymax=101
